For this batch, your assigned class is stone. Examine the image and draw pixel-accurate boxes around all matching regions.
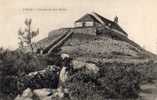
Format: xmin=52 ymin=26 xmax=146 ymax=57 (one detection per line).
xmin=15 ymin=88 xmax=33 ymax=100
xmin=72 ymin=60 xmax=86 ymax=69
xmin=33 ymin=88 xmax=52 ymax=100
xmin=85 ymin=63 xmax=99 ymax=74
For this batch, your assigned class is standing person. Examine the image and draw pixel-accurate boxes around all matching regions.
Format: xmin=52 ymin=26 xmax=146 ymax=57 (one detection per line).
xmin=49 ymin=53 xmax=73 ymax=98
xmin=57 ymin=53 xmax=73 ymax=98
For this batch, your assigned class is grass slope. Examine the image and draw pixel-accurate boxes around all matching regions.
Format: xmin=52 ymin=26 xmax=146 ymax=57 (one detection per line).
xmin=38 ymin=28 xmax=156 ymax=63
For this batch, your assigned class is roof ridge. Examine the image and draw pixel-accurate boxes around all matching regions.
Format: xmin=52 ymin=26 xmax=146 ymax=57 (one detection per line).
xmin=89 ymin=12 xmax=105 ymax=25
xmin=92 ymin=12 xmax=113 ymax=22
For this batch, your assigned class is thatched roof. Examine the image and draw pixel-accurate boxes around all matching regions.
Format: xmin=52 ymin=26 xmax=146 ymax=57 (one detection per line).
xmin=75 ymin=12 xmax=127 ymax=36
xmin=75 ymin=13 xmax=100 ymax=23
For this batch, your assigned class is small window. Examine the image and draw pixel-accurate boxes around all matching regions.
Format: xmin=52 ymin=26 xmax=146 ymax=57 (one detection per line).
xmin=75 ymin=22 xmax=83 ymax=27
xmin=85 ymin=21 xmax=94 ymax=27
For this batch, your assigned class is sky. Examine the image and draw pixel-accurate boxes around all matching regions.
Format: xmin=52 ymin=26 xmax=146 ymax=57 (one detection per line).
xmin=0 ymin=0 xmax=157 ymax=54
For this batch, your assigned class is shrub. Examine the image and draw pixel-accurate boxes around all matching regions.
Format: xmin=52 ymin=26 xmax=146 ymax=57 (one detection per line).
xmin=0 ymin=49 xmax=49 ymax=96
xmin=65 ymin=62 xmax=144 ymax=99
xmin=65 ymin=70 xmax=103 ymax=100
xmin=98 ymin=62 xmax=141 ymax=98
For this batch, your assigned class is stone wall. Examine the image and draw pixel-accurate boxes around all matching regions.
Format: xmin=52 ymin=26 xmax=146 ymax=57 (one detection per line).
xmin=71 ymin=27 xmax=96 ymax=36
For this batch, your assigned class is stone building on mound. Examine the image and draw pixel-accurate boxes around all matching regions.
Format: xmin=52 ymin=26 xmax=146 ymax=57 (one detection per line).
xmin=39 ymin=12 xmax=130 ymax=55
xmin=73 ymin=12 xmax=128 ymax=37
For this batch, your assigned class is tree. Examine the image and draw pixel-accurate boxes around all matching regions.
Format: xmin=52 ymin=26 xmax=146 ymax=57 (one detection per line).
xmin=18 ymin=18 xmax=39 ymax=52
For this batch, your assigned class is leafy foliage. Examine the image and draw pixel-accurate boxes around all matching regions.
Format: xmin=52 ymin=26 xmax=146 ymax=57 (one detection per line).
xmin=18 ymin=18 xmax=39 ymax=52
xmin=0 ymin=49 xmax=48 ymax=96
xmin=65 ymin=61 xmax=156 ymax=100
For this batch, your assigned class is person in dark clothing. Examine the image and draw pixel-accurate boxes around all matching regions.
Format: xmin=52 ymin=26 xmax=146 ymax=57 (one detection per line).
xmin=48 ymin=54 xmax=73 ymax=98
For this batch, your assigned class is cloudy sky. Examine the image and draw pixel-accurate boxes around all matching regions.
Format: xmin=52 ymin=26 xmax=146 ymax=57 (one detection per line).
xmin=0 ymin=0 xmax=157 ymax=53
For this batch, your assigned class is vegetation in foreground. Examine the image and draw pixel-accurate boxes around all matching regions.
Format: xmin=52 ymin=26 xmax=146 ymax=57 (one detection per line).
xmin=65 ymin=60 xmax=156 ymax=100
xmin=0 ymin=47 xmax=156 ymax=100
xmin=0 ymin=48 xmax=52 ymax=99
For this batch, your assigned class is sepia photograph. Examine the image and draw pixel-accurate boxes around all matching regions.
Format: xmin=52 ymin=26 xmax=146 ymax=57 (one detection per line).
xmin=0 ymin=0 xmax=157 ymax=100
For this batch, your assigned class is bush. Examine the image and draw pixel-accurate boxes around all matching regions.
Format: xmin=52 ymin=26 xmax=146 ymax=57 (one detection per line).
xmin=98 ymin=62 xmax=141 ymax=98
xmin=0 ymin=49 xmax=49 ymax=96
xmin=65 ymin=70 xmax=103 ymax=100
xmin=65 ymin=62 xmax=148 ymax=99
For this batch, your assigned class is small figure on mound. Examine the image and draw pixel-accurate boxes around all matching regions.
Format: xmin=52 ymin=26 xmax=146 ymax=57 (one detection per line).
xmin=114 ymin=16 xmax=119 ymax=24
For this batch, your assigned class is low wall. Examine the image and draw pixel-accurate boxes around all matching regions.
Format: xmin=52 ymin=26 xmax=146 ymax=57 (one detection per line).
xmin=71 ymin=27 xmax=96 ymax=36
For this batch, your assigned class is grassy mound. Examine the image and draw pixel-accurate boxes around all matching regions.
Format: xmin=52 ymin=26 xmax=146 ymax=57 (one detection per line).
xmin=39 ymin=28 xmax=156 ymax=62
